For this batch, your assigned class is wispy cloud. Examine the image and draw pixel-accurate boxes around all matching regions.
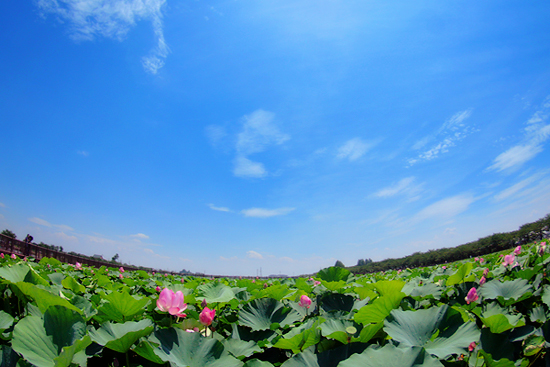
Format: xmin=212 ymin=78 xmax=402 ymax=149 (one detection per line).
xmin=241 ymin=207 xmax=295 ymax=218
xmin=131 ymin=233 xmax=150 ymax=240
xmin=413 ymin=194 xmax=475 ymax=223
xmin=36 ymin=0 xmax=169 ymax=74
xmin=0 ymin=202 xmax=5 ymax=208
xmin=29 ymin=217 xmax=53 ymax=227
xmin=207 ymin=203 xmax=231 ymax=212
xmin=408 ymin=109 xmax=474 ymax=165
xmin=231 ymin=109 xmax=289 ymax=178
xmin=493 ymin=171 xmax=547 ymax=202
xmin=489 ymin=96 xmax=550 ymax=172
xmin=374 ymin=177 xmax=422 ymax=199
xmin=337 ymin=138 xmax=374 ymax=161
xmin=247 ymin=250 xmax=263 ymax=259
xmin=77 ymin=150 xmax=89 ymax=157
xmin=233 ymin=156 xmax=267 ymax=178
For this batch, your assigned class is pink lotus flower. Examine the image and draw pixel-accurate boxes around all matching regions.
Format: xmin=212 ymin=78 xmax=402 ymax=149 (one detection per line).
xmin=442 ymin=266 xmax=446 ymax=270
xmin=181 ymin=278 xmax=184 ymax=283
xmin=199 ymin=307 xmax=216 ymax=326
xmin=503 ymin=254 xmax=515 ymax=266
xmin=479 ymin=276 xmax=486 ymax=286
xmin=186 ymin=327 xmax=199 ymax=333
xmin=119 ymin=274 xmax=123 ymax=280
xmin=298 ymin=295 xmax=312 ymax=309
xmin=514 ymin=246 xmax=521 ymax=255
xmin=474 ymin=257 xmax=479 ymax=262
xmin=465 ymin=287 xmax=479 ymax=304
xmin=314 ymin=281 xmax=321 ymax=286
xmin=468 ymin=341 xmax=477 ymax=352
xmin=483 ymin=268 xmax=489 ymax=277
xmin=201 ymin=299 xmax=208 ymax=308
xmin=0 ymin=253 xmax=4 ymax=259
xmin=156 ymin=286 xmax=161 ymax=292
xmin=157 ymin=288 xmax=188 ymax=317
xmin=75 ymin=262 xmax=82 ymax=270
xmin=11 ymin=254 xmax=16 ymax=260
xmin=119 ymin=267 xmax=124 ymax=273
xmin=539 ymin=242 xmax=547 ymax=256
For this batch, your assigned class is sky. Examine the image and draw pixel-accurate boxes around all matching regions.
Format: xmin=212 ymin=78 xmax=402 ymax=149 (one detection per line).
xmin=1 ymin=1 xmax=550 ymax=276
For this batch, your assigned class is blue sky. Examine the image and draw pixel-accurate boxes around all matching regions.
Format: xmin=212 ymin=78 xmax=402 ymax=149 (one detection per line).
xmin=1 ymin=1 xmax=550 ymax=276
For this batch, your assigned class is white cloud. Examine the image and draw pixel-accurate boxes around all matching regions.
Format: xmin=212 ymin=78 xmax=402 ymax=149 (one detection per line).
xmin=207 ymin=203 xmax=231 ymax=212
xmin=0 ymin=203 xmax=6 ymax=208
xmin=233 ymin=156 xmax=267 ymax=178
xmin=131 ymin=233 xmax=150 ymax=239
xmin=337 ymin=138 xmax=373 ymax=161
xmin=493 ymin=171 xmax=546 ymax=202
xmin=414 ymin=194 xmax=475 ymax=222
xmin=247 ymin=250 xmax=264 ymax=259
xmin=55 ymin=224 xmax=75 ymax=232
xmin=36 ymin=0 xmax=168 ymax=74
xmin=241 ymin=207 xmax=295 ymax=218
xmin=205 ymin=125 xmax=227 ymax=147
xmin=489 ymin=96 xmax=550 ymax=172
xmin=29 ymin=217 xmax=52 ymax=227
xmin=236 ymin=109 xmax=289 ymax=155
xmin=409 ymin=109 xmax=474 ymax=165
xmin=77 ymin=150 xmax=89 ymax=157
xmin=374 ymin=177 xmax=417 ymax=198
xmin=55 ymin=232 xmax=78 ymax=242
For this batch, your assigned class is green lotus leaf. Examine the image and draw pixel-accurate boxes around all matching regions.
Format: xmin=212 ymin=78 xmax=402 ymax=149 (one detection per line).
xmin=446 ymin=262 xmax=474 ymax=286
xmin=238 ymin=298 xmax=301 ymax=331
xmin=321 ymin=280 xmax=347 ymax=292
xmin=61 ymin=276 xmax=85 ymax=294
xmin=0 ymin=264 xmax=30 ymax=284
xmin=11 ymin=305 xmax=89 ymax=367
xmin=0 ymin=311 xmax=14 ymax=332
xmin=197 ymin=282 xmax=236 ymax=304
xmin=223 ymin=338 xmax=262 ymax=359
xmin=280 ymin=348 xmax=319 ymax=367
xmin=89 ymin=319 xmax=154 ymax=353
xmin=151 ymin=327 xmax=243 ymax=367
xmin=256 ymin=284 xmax=294 ymax=301
xmin=478 ymin=279 xmax=533 ymax=305
xmin=352 ymin=322 xmax=384 ymax=343
xmin=354 ymin=292 xmax=404 ymax=325
xmin=320 ymin=293 xmax=355 ymax=314
xmin=15 ymin=282 xmax=82 ymax=314
xmin=385 ymin=305 xmax=480 ymax=358
xmin=374 ymin=280 xmax=406 ymax=297
xmin=339 ymin=344 xmax=444 ymax=367
xmin=542 ymin=285 xmax=550 ymax=307
xmin=404 ymin=282 xmax=443 ymax=299
xmin=529 ymin=305 xmax=547 ymax=324
xmin=320 ymin=318 xmax=355 ymax=344
xmin=47 ymin=272 xmax=65 ymax=286
xmin=95 ymin=290 xmax=150 ymax=322
xmin=317 ymin=267 xmax=351 ymax=282
xmin=244 ymin=359 xmax=275 ymax=367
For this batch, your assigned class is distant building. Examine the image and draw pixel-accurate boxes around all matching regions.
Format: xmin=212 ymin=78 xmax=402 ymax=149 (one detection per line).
xmin=93 ymin=254 xmax=104 ymax=260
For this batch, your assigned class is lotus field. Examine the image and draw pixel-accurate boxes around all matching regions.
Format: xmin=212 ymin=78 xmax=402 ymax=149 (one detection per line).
xmin=0 ymin=241 xmax=549 ymax=367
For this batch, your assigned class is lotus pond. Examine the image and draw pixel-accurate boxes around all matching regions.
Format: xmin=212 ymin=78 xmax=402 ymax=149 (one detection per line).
xmin=0 ymin=240 xmax=549 ymax=366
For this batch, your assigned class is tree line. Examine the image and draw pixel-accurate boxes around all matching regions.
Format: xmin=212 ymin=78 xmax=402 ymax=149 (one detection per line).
xmin=348 ymin=213 xmax=550 ymax=274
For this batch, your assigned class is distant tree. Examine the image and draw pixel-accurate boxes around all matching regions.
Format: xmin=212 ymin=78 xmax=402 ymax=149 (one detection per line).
xmin=335 ymin=260 xmax=345 ymax=268
xmin=357 ymin=259 xmax=365 ymax=266
xmin=111 ymin=253 xmax=120 ymax=262
xmin=1 ymin=229 xmax=16 ymax=239
xmin=179 ymin=269 xmax=192 ymax=274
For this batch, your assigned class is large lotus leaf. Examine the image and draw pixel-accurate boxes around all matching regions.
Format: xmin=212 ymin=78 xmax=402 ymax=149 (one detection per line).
xmin=320 ymin=293 xmax=355 ymax=314
xmin=0 ymin=264 xmax=30 ymax=283
xmin=151 ymin=327 xmax=242 ymax=367
xmin=0 ymin=311 xmax=14 ymax=332
xmin=231 ymin=324 xmax=277 ymax=343
xmin=89 ymin=319 xmax=154 ymax=353
xmin=317 ymin=267 xmax=351 ymax=282
xmin=96 ymin=290 xmax=150 ymax=322
xmin=256 ymin=285 xmax=294 ymax=301
xmin=354 ymin=292 xmax=404 ymax=325
xmin=61 ymin=276 xmax=85 ymax=294
xmin=352 ymin=322 xmax=384 ymax=343
xmin=238 ymin=298 xmax=301 ymax=331
xmin=319 ymin=319 xmax=355 ymax=344
xmin=197 ymin=282 xmax=236 ymax=304
xmin=542 ymin=285 xmax=550 ymax=307
xmin=321 ymin=281 xmax=348 ymax=292
xmin=478 ymin=279 xmax=533 ymax=304
xmin=374 ymin=280 xmax=405 ymax=297
xmin=280 ymin=348 xmax=319 ymax=367
xmin=11 ymin=306 xmax=89 ymax=367
xmin=478 ymin=303 xmax=525 ymax=333
xmin=48 ymin=273 xmax=65 ymax=286
xmin=244 ymin=359 xmax=275 ymax=367
xmin=385 ymin=305 xmax=480 ymax=358
xmin=339 ymin=344 xmax=443 ymax=367
xmin=223 ymin=338 xmax=262 ymax=359
xmin=15 ymin=282 xmax=82 ymax=314
xmin=404 ymin=283 xmax=443 ymax=300
xmin=446 ymin=263 xmax=474 ymax=286
xmin=530 ymin=306 xmax=547 ymax=324
xmin=353 ymin=286 xmax=377 ymax=300
xmin=133 ymin=339 xmax=166 ymax=365
xmin=274 ymin=318 xmax=323 ymax=353
xmin=24 ymin=266 xmax=50 ymax=287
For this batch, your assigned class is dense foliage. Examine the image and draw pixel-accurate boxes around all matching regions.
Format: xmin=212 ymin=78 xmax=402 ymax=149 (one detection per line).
xmin=350 ymin=214 xmax=550 ymax=274
xmin=0 ymin=240 xmax=549 ymax=366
